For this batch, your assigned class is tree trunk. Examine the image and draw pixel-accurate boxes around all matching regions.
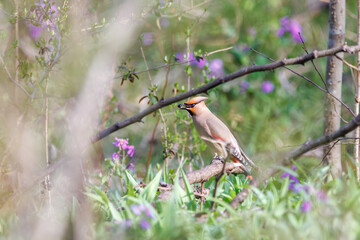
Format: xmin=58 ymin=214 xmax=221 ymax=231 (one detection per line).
xmin=323 ymin=0 xmax=346 ymax=178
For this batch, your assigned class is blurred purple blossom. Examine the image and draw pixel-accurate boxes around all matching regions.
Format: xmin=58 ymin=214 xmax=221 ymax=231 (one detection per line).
xmin=126 ymin=145 xmax=135 ymax=158
xmin=130 ymin=204 xmax=153 ymax=218
xmin=112 ymin=152 xmax=120 ymax=161
xmin=316 ymin=190 xmax=327 ymax=202
xmin=175 ymin=52 xmax=185 ymax=62
xmin=281 ymin=165 xmax=298 ymax=180
xmin=29 ymin=25 xmax=43 ymax=40
xmin=208 ymin=59 xmax=224 ymax=78
xmin=160 ymin=17 xmax=169 ymax=27
xmin=139 ymin=219 xmax=151 ymax=230
xmin=130 ymin=204 xmax=145 ymax=216
xmin=126 ymin=162 xmax=135 ymax=171
xmin=142 ymin=32 xmax=153 ymax=46
xmin=277 ymin=16 xmax=304 ymax=43
xmin=261 ymin=81 xmax=275 ymax=93
xmin=112 ymin=137 xmax=135 ymax=158
xmin=241 ymin=81 xmax=250 ymax=91
xmin=195 ymin=57 xmax=207 ymax=68
xmin=120 ymin=219 xmax=132 ymax=228
xmin=113 ymin=137 xmax=129 ymax=149
xmin=28 ymin=1 xmax=59 ymax=40
xmin=175 ymin=52 xmax=206 ymax=68
xmin=144 ymin=207 xmax=154 ymax=219
xmin=300 ymin=201 xmax=312 ymax=212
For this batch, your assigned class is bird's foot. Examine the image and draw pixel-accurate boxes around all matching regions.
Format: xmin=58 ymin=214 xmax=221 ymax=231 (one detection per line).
xmin=211 ymin=154 xmax=225 ymax=164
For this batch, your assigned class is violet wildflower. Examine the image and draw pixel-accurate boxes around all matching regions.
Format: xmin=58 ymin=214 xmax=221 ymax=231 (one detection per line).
xmin=316 ymin=190 xmax=327 ymax=202
xmin=277 ymin=16 xmax=304 ymax=43
xmin=175 ymin=52 xmax=206 ymax=68
xmin=122 ymin=219 xmax=133 ymax=228
xmin=142 ymin=32 xmax=153 ymax=46
xmin=139 ymin=219 xmax=151 ymax=230
xmin=112 ymin=152 xmax=120 ymax=161
xmin=195 ymin=57 xmax=207 ymax=68
xmin=130 ymin=204 xmax=145 ymax=216
xmin=143 ymin=207 xmax=154 ymax=219
xmin=28 ymin=1 xmax=59 ymax=40
xmin=261 ymin=81 xmax=275 ymax=93
xmin=208 ymin=59 xmax=225 ymax=78
xmin=126 ymin=145 xmax=135 ymax=158
xmin=175 ymin=52 xmax=185 ymax=62
xmin=29 ymin=25 xmax=43 ymax=40
xmin=300 ymin=200 xmax=312 ymax=212
xmin=112 ymin=137 xmax=129 ymax=149
xmin=126 ymin=162 xmax=135 ymax=171
xmin=160 ymin=17 xmax=169 ymax=27
xmin=241 ymin=81 xmax=250 ymax=91
xmin=112 ymin=137 xmax=135 ymax=158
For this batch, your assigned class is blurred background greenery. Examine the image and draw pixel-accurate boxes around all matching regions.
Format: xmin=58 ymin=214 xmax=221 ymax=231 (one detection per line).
xmin=0 ymin=0 xmax=359 ymax=239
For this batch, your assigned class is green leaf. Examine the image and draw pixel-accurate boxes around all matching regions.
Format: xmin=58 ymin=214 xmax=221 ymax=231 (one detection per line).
xmin=108 ymin=201 xmax=122 ymax=221
xmin=140 ymin=170 xmax=162 ymax=202
xmin=180 ymin=168 xmax=194 ymax=201
xmin=125 ymin=170 xmax=139 ymax=187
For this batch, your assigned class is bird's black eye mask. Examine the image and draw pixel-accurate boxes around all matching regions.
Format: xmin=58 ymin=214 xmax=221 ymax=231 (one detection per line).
xmin=178 ymin=101 xmax=200 ymax=109
xmin=178 ymin=101 xmax=202 ymax=116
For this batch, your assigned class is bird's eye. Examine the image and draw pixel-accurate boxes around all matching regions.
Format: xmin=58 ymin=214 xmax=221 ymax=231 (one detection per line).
xmin=186 ymin=102 xmax=198 ymax=108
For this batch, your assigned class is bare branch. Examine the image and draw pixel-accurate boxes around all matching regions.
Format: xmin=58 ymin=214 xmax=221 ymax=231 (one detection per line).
xmin=94 ymin=44 xmax=360 ymax=142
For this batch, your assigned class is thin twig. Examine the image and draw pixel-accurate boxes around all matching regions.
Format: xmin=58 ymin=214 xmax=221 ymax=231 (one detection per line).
xmin=299 ymin=33 xmax=329 ymax=92
xmin=335 ymin=54 xmax=358 ymax=71
xmin=251 ymin=48 xmax=355 ymax=117
xmin=44 ymin=76 xmax=52 ymax=216
xmin=0 ymin=55 xmax=33 ymax=98
xmin=355 ymin=0 xmax=360 ymax=181
xmin=94 ymin=44 xmax=360 ymax=142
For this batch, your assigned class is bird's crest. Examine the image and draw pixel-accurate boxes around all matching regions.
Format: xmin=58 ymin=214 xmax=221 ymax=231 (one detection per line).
xmin=185 ymin=96 xmax=208 ymax=105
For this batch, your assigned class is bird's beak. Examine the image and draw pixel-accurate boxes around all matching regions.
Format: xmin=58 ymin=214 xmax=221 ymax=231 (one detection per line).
xmin=178 ymin=103 xmax=187 ymax=109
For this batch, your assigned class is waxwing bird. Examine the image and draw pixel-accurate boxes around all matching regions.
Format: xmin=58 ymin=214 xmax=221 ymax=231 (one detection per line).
xmin=178 ymin=96 xmax=255 ymax=179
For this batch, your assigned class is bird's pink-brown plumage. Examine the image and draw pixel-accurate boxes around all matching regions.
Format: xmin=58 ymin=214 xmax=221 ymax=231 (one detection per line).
xmin=178 ymin=96 xmax=254 ymax=177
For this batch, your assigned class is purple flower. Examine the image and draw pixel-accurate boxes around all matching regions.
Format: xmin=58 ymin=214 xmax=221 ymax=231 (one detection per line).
xmin=121 ymin=219 xmax=132 ymax=228
xmin=126 ymin=145 xmax=135 ymax=158
xmin=208 ymin=59 xmax=224 ymax=78
xmin=277 ymin=16 xmax=304 ymax=43
xmin=241 ymin=81 xmax=250 ymax=91
xmin=130 ymin=204 xmax=145 ymax=216
xmin=261 ymin=81 xmax=275 ymax=93
xmin=28 ymin=1 xmax=59 ymax=40
xmin=300 ymin=200 xmax=312 ymax=212
xmin=160 ymin=17 xmax=169 ymax=27
xmin=29 ymin=25 xmax=43 ymax=40
xmin=175 ymin=52 xmax=185 ymax=62
xmin=195 ymin=57 xmax=207 ymax=68
xmin=112 ymin=152 xmax=120 ymax=161
xmin=316 ymin=190 xmax=327 ymax=202
xmin=175 ymin=52 xmax=206 ymax=68
xmin=142 ymin=32 xmax=153 ymax=46
xmin=126 ymin=162 xmax=135 ymax=171
xmin=175 ymin=52 xmax=194 ymax=63
xmin=112 ymin=137 xmax=135 ymax=158
xmin=139 ymin=219 xmax=151 ymax=230
xmin=112 ymin=137 xmax=129 ymax=149
xmin=130 ymin=204 xmax=154 ymax=219
xmin=144 ymin=207 xmax=154 ymax=219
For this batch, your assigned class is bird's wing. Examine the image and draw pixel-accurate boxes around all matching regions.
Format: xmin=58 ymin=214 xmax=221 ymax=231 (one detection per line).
xmin=205 ymin=117 xmax=256 ymax=167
